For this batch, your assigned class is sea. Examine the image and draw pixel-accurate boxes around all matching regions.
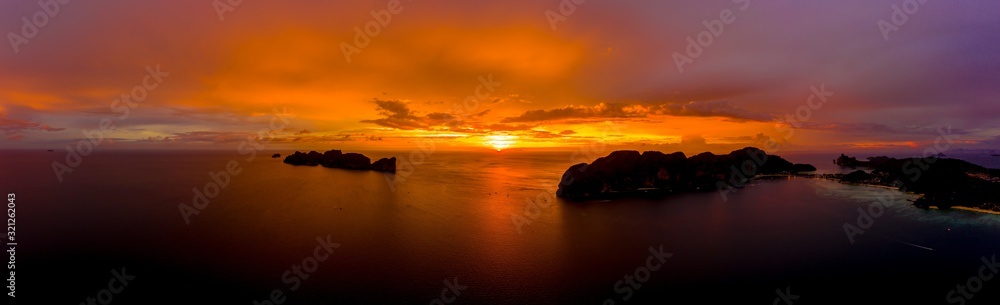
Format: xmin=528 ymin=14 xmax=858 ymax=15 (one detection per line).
xmin=2 ymin=149 xmax=999 ymax=304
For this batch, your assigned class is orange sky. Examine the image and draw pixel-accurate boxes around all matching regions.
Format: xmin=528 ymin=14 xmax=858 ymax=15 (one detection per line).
xmin=1 ymin=0 xmax=998 ymax=154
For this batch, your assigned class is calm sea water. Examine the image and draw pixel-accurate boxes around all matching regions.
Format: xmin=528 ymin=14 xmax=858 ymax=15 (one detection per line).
xmin=2 ymin=149 xmax=999 ymax=304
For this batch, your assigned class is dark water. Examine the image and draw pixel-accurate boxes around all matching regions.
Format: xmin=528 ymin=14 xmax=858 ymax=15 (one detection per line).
xmin=1 ymin=150 xmax=999 ymax=304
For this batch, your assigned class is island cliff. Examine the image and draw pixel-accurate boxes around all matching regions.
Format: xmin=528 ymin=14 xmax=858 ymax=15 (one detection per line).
xmin=283 ymin=150 xmax=396 ymax=173
xmin=556 ymin=147 xmax=815 ymax=200
xmin=555 ymin=148 xmax=1000 ymax=214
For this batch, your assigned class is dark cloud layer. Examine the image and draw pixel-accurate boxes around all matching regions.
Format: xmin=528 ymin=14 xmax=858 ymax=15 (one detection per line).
xmin=501 ymin=100 xmax=771 ymax=123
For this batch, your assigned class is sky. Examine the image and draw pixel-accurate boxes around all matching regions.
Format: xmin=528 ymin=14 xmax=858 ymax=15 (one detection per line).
xmin=1 ymin=0 xmax=998 ymax=154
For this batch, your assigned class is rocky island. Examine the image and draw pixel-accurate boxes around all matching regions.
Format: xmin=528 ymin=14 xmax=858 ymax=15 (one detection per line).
xmin=830 ymin=154 xmax=1000 ymax=212
xmin=556 ymin=147 xmax=815 ymax=200
xmin=283 ymin=149 xmax=396 ymax=173
xmin=555 ymin=148 xmax=1000 ymax=214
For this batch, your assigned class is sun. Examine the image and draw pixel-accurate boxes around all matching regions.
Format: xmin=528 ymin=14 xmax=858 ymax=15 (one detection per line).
xmin=485 ymin=134 xmax=517 ymax=151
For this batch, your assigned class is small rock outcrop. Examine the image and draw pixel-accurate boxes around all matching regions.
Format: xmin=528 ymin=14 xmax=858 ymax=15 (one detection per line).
xmin=370 ymin=157 xmax=397 ymax=173
xmin=283 ymin=149 xmax=396 ymax=173
xmin=840 ymin=170 xmax=874 ymax=184
xmin=272 ymin=153 xmax=281 ymax=158
xmin=834 ymin=155 xmax=895 ymax=168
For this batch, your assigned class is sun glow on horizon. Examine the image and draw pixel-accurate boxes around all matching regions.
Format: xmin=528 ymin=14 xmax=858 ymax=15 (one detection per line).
xmin=485 ymin=134 xmax=518 ymax=151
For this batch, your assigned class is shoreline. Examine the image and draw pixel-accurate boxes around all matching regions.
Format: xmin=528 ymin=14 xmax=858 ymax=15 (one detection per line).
xmin=795 ymin=174 xmax=909 ymax=191
xmin=800 ymin=175 xmax=1000 ymax=216
xmin=931 ymin=206 xmax=1000 ymax=216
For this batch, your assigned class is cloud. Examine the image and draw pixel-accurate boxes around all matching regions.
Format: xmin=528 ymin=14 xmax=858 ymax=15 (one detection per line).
xmin=426 ymin=112 xmax=456 ymax=121
xmin=138 ymin=131 xmax=250 ymax=143
xmin=373 ymin=99 xmax=416 ymax=119
xmin=680 ymin=135 xmax=707 ymax=145
xmin=0 ymin=111 xmax=65 ymax=140
xmin=657 ymin=100 xmax=772 ymax=122
xmin=976 ymin=135 xmax=1000 ymax=146
xmin=500 ymin=103 xmax=649 ymax=123
xmin=482 ymin=123 xmax=536 ymax=132
xmin=361 ymin=99 xmax=473 ymax=130
xmin=792 ymin=122 xmax=969 ymax=136
xmin=360 ymin=99 xmax=544 ymax=135
xmin=501 ymin=100 xmax=771 ymax=123
xmin=531 ymin=130 xmax=566 ymax=139
xmin=137 ymin=130 xmax=391 ymax=145
xmin=360 ymin=99 xmax=431 ymax=130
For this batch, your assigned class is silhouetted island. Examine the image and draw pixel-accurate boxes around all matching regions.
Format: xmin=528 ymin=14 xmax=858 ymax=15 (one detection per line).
xmin=556 ymin=148 xmax=1000 ymax=213
xmin=830 ymin=154 xmax=1000 ymax=212
xmin=272 ymin=153 xmax=281 ymax=158
xmin=556 ymin=147 xmax=815 ymax=200
xmin=283 ymin=150 xmax=396 ymax=173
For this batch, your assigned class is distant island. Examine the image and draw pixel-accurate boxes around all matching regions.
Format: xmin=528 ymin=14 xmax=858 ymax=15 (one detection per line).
xmin=829 ymin=154 xmax=1000 ymax=212
xmin=283 ymin=149 xmax=396 ymax=173
xmin=556 ymin=147 xmax=815 ymax=200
